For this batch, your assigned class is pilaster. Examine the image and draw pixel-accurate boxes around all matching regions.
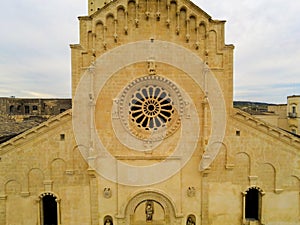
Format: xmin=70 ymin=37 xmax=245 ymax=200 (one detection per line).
xmin=201 ymin=169 xmax=210 ymax=225
xmin=88 ymin=169 xmax=99 ymax=225
xmin=0 ymin=195 xmax=7 ymax=225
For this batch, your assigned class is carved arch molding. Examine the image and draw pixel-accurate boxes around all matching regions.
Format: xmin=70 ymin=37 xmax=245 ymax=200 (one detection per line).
xmin=117 ymin=190 xmax=183 ymax=225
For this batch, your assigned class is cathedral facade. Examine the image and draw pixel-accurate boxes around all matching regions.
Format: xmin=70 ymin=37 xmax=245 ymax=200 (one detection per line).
xmin=1 ymin=0 xmax=300 ymax=225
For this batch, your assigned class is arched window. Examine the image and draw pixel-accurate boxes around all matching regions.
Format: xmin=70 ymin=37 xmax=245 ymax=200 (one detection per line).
xmin=289 ymin=104 xmax=297 ymax=118
xmin=292 ymin=105 xmax=296 ymax=114
xmin=186 ymin=214 xmax=196 ymax=225
xmin=9 ymin=105 xmax=14 ymax=114
xmin=104 ymin=215 xmax=113 ymax=225
xmin=243 ymin=187 xmax=264 ymax=223
xmin=39 ymin=192 xmax=61 ymax=225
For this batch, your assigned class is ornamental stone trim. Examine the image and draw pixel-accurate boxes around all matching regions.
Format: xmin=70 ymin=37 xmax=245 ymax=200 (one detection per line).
xmin=118 ymin=75 xmax=183 ymax=141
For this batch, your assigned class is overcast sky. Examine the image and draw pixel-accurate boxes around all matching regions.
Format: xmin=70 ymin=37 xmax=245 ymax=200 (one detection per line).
xmin=0 ymin=0 xmax=299 ymax=103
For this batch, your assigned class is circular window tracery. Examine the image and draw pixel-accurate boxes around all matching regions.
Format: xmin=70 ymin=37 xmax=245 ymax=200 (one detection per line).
xmin=129 ymin=85 xmax=175 ymax=131
xmin=118 ymin=75 xmax=183 ymax=141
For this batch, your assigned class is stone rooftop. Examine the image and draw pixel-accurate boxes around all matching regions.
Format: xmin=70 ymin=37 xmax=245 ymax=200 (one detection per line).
xmin=0 ymin=97 xmax=71 ymax=143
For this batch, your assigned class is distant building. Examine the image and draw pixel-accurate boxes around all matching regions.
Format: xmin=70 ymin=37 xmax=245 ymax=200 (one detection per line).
xmin=0 ymin=97 xmax=71 ymax=143
xmin=286 ymin=95 xmax=300 ymax=134
xmin=0 ymin=97 xmax=71 ymax=116
xmin=237 ymin=96 xmax=300 ymax=135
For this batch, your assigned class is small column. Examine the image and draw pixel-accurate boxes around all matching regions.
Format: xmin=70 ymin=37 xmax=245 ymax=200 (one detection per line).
xmin=135 ymin=2 xmax=139 ymax=27
xmin=36 ymin=198 xmax=41 ymax=225
xmin=176 ymin=11 xmax=180 ymax=35
xmin=114 ymin=19 xmax=118 ymax=42
xmin=186 ymin=18 xmax=190 ymax=42
xmin=0 ymin=195 xmax=7 ymax=225
xmin=202 ymin=95 xmax=208 ymax=146
xmin=242 ymin=192 xmax=246 ymax=225
xmin=260 ymin=191 xmax=266 ymax=225
xmin=201 ymin=169 xmax=210 ymax=225
xmin=124 ymin=11 xmax=128 ymax=34
xmin=166 ymin=3 xmax=170 ymax=26
xmin=156 ymin=0 xmax=161 ymax=20
xmin=103 ymin=26 xmax=107 ymax=50
xmin=299 ymin=190 xmax=300 ymax=222
xmin=56 ymin=198 xmax=61 ymax=225
xmin=88 ymin=169 xmax=99 ymax=225
xmin=145 ymin=0 xmax=150 ymax=19
xmin=195 ymin=27 xmax=200 ymax=49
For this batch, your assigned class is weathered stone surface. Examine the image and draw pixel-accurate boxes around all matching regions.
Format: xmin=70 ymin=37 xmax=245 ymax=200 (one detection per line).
xmin=0 ymin=1 xmax=299 ymax=225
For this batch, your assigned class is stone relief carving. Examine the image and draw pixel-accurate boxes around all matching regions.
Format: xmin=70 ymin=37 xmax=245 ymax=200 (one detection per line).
xmin=145 ymin=200 xmax=154 ymax=221
xmin=187 ymin=187 xmax=195 ymax=197
xmin=186 ymin=215 xmax=196 ymax=225
xmin=147 ymin=58 xmax=156 ymax=75
xmin=117 ymin=190 xmax=183 ymax=225
xmin=103 ymin=187 xmax=112 ymax=198
xmin=112 ymin=98 xmax=119 ymax=119
xmin=104 ymin=215 xmax=113 ymax=225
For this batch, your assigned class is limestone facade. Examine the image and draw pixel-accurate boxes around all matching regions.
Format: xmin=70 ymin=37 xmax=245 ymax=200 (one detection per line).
xmin=1 ymin=1 xmax=300 ymax=225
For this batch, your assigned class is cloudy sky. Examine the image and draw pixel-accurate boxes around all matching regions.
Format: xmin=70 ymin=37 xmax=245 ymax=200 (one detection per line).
xmin=0 ymin=0 xmax=299 ymax=103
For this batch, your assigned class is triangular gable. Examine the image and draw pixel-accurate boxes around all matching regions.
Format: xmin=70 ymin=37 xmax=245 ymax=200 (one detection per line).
xmin=232 ymin=108 xmax=300 ymax=149
xmin=0 ymin=109 xmax=72 ymax=153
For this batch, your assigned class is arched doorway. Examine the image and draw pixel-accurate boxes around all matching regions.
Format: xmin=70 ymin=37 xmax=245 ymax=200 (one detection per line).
xmin=42 ymin=195 xmax=57 ymax=225
xmin=118 ymin=190 xmax=182 ymax=225
xmin=242 ymin=186 xmax=265 ymax=224
xmin=38 ymin=192 xmax=61 ymax=225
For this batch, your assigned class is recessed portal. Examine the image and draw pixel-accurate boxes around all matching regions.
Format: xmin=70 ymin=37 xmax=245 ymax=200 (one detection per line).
xmin=42 ymin=195 xmax=58 ymax=225
xmin=245 ymin=188 xmax=259 ymax=220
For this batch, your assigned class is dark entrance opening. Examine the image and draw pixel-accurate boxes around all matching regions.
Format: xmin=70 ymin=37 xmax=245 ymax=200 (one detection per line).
xmin=245 ymin=188 xmax=259 ymax=220
xmin=42 ymin=195 xmax=58 ymax=225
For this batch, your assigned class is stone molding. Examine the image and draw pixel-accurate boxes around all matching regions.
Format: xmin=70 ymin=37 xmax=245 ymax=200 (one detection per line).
xmin=0 ymin=109 xmax=72 ymax=152
xmin=116 ymin=189 xmax=183 ymax=225
xmin=232 ymin=108 xmax=300 ymax=149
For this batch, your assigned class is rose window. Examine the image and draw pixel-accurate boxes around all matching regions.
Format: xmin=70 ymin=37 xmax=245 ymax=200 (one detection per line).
xmin=118 ymin=75 xmax=183 ymax=141
xmin=129 ymin=85 xmax=174 ymax=130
